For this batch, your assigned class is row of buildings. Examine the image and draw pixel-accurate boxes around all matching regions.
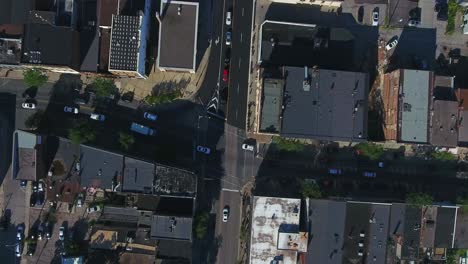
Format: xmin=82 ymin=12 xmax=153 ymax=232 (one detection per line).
xmin=0 ymin=0 xmax=200 ymax=77
xmin=250 ymin=196 xmax=468 ymax=264
xmin=255 ymin=20 xmax=468 ymax=148
xmin=12 ymin=130 xmax=196 ymax=262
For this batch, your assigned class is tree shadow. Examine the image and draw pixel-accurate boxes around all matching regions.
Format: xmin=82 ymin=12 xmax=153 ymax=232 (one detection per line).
xmin=22 ymin=86 xmax=38 ymax=98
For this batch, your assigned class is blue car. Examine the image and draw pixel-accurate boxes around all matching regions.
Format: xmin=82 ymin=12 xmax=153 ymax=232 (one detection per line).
xmin=328 ymin=168 xmax=342 ymax=175
xmin=143 ymin=112 xmax=158 ymax=121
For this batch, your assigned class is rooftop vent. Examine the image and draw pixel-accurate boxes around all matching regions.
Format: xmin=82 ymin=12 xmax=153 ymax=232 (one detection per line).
xmin=303 ymin=66 xmax=310 ymax=91
xmin=178 ymin=5 xmax=182 ymax=15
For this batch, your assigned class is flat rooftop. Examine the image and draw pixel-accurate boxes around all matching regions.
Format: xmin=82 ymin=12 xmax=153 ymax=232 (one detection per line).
xmin=260 ymin=78 xmax=284 ymax=133
xmin=109 ymin=15 xmax=141 ymax=71
xmin=123 ymin=157 xmax=155 ymax=194
xmin=157 ymin=0 xmax=198 ymax=72
xmin=280 ymin=67 xmax=368 ymax=141
xmin=80 ymin=145 xmax=123 ymax=190
xmin=250 ymin=196 xmax=301 ymax=264
xmin=154 ymin=165 xmax=196 ymax=197
xmin=0 ymin=38 xmax=21 ymax=65
xmin=430 ymin=100 xmax=458 ymax=147
xmin=150 ymin=215 xmax=192 ymax=241
xmin=399 ymin=69 xmax=431 ymax=143
xmin=13 ymin=130 xmax=38 ymax=181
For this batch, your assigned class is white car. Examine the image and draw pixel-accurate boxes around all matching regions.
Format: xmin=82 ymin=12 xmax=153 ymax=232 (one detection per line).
xmin=242 ymin=143 xmax=254 ymax=152
xmin=90 ymin=113 xmax=106 ymax=121
xmin=196 ymin=146 xmax=211 ymax=155
xmin=408 ymin=20 xmax=419 ymax=27
xmin=372 ymin=11 xmax=379 ymax=26
xmin=226 ymin=31 xmax=231 ymax=46
xmin=38 ymin=182 xmax=44 ymax=192
xmin=15 ymin=244 xmax=21 ymax=257
xmin=59 ymin=226 xmax=64 ymax=241
xmin=226 ymin=11 xmax=232 ymax=26
xmin=87 ymin=205 xmax=101 ymax=213
xmin=64 ymin=106 xmax=79 ymax=114
xmin=385 ymin=39 xmax=398 ymax=51
xmin=16 ymin=226 xmax=23 ymax=241
xmin=22 ymin=102 xmax=36 ymax=109
xmin=222 ymin=207 xmax=229 ymax=222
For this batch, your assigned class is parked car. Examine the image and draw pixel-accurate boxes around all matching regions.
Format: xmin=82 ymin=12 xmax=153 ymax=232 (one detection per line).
xmin=38 ymin=182 xmax=44 ymax=192
xmin=196 ymin=146 xmax=211 ymax=155
xmin=130 ymin=122 xmax=155 ymax=136
xmin=30 ymin=193 xmax=37 ymax=207
xmin=242 ymin=143 xmax=254 ymax=151
xmin=37 ymin=224 xmax=44 ymax=240
xmin=372 ymin=10 xmax=379 ymax=26
xmin=328 ymin=168 xmax=342 ymax=175
xmin=45 ymin=222 xmax=51 ymax=240
xmin=27 ymin=242 xmax=36 ymax=256
xmin=59 ymin=226 xmax=64 ymax=241
xmin=15 ymin=243 xmax=21 ymax=257
xmin=64 ymin=106 xmax=79 ymax=114
xmin=223 ymin=206 xmax=229 ymax=222
xmin=90 ymin=113 xmax=106 ymax=121
xmin=226 ymin=11 xmax=232 ymax=25
xmin=32 ymin=181 xmax=38 ymax=192
xmin=385 ymin=38 xmax=398 ymax=51
xmin=87 ymin=205 xmax=101 ymax=213
xmin=22 ymin=102 xmax=36 ymax=109
xmin=36 ymin=192 xmax=45 ymax=206
xmin=408 ymin=19 xmax=420 ymax=27
xmin=77 ymin=193 xmax=84 ymax=207
xmin=223 ymin=69 xmax=229 ymax=82
xmin=143 ymin=112 xmax=158 ymax=121
xmin=16 ymin=226 xmax=23 ymax=241
xmin=73 ymin=98 xmax=87 ymax=105
xmin=363 ymin=171 xmax=377 ymax=178
xmin=225 ymin=30 xmax=231 ymax=46
xmin=224 ymin=48 xmax=231 ymax=64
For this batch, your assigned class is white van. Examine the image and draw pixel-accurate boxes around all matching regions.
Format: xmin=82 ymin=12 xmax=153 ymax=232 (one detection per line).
xmin=226 ymin=11 xmax=231 ymax=26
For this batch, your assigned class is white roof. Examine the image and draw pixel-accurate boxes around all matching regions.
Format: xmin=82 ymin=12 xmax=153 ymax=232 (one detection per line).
xmin=249 ymin=196 xmax=301 ymax=264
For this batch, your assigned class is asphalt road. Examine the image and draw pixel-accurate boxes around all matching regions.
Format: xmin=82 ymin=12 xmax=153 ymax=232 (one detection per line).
xmin=225 ymin=0 xmax=253 ymax=129
xmin=215 ymin=190 xmax=241 ymax=264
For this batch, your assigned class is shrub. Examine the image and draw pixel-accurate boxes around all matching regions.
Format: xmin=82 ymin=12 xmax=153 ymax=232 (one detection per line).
xmin=23 ymin=68 xmax=48 ymax=88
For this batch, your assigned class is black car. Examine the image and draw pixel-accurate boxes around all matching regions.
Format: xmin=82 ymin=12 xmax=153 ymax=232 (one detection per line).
xmin=36 ymin=192 xmax=45 ymax=206
xmin=27 ymin=242 xmax=37 ymax=256
xmin=32 ymin=181 xmax=38 ymax=193
xmin=44 ymin=222 xmax=51 ymax=240
xmin=20 ymin=180 xmax=27 ymax=187
xmin=30 ymin=193 xmax=37 ymax=207
xmin=224 ymin=48 xmax=231 ymax=64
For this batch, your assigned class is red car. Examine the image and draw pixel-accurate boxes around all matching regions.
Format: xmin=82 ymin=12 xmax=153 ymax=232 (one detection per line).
xmin=223 ymin=69 xmax=229 ymax=82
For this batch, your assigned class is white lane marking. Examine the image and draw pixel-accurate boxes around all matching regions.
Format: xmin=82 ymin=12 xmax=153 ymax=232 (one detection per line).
xmin=222 ymin=188 xmax=240 ymax=192
xmin=239 ymin=58 xmax=241 ymax=69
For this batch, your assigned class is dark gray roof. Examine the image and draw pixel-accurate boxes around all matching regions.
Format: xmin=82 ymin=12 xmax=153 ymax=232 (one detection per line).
xmin=368 ymin=203 xmax=391 ymax=264
xmin=0 ymin=0 xmax=31 ymax=24
xmin=306 ymin=200 xmax=346 ymax=264
xmin=123 ymin=157 xmax=155 ymax=193
xmin=100 ymin=206 xmax=140 ymax=224
xmin=109 ymin=15 xmax=141 ymax=71
xmin=434 ymin=207 xmax=456 ymax=248
xmin=22 ymin=23 xmax=80 ymax=68
xmin=155 ymin=165 xmax=196 ymax=197
xmin=151 ymin=215 xmax=192 ymax=241
xmin=430 ymin=100 xmax=458 ymax=147
xmin=399 ymin=69 xmax=431 ymax=143
xmin=260 ymin=78 xmax=284 ymax=133
xmin=342 ymin=202 xmax=372 ymax=264
xmin=401 ymin=206 xmax=421 ymax=260
xmin=157 ymin=0 xmax=198 ymax=71
xmin=281 ymin=67 xmax=368 ymax=141
xmin=79 ymin=0 xmax=99 ymax=72
xmin=259 ymin=21 xmax=355 ymax=70
xmin=80 ymin=145 xmax=123 ymax=190
xmin=157 ymin=240 xmax=192 ymax=260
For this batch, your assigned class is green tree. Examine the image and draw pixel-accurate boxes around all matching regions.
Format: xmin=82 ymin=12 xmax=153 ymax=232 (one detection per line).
xmin=144 ymin=90 xmax=182 ymax=106
xmin=406 ymin=192 xmax=433 ymax=207
xmin=355 ymin=143 xmax=384 ymax=160
xmin=118 ymin=132 xmax=135 ymax=150
xmin=300 ymin=180 xmax=322 ymax=199
xmin=272 ymin=137 xmax=305 ymax=152
xmin=194 ymin=211 xmax=209 ymax=239
xmin=23 ymin=68 xmax=48 ymax=88
xmin=431 ymin=151 xmax=456 ymax=161
xmin=69 ymin=121 xmax=96 ymax=144
xmin=24 ymin=110 xmax=44 ymax=129
xmin=65 ymin=240 xmax=80 ymax=255
xmin=457 ymin=196 xmax=468 ymax=210
xmin=91 ymin=78 xmax=117 ymax=98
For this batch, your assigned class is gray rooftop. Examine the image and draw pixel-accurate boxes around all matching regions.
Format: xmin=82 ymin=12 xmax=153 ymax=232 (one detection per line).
xmin=0 ymin=0 xmax=31 ymax=24
xmin=157 ymin=0 xmax=198 ymax=72
xmin=150 ymin=215 xmax=192 ymax=241
xmin=109 ymin=15 xmax=141 ymax=71
xmin=430 ymin=100 xmax=458 ymax=147
xmin=342 ymin=202 xmax=372 ymax=263
xmin=100 ymin=206 xmax=140 ymax=224
xmin=368 ymin=203 xmax=391 ymax=264
xmin=123 ymin=157 xmax=155 ymax=194
xmin=281 ymin=67 xmax=368 ymax=141
xmin=399 ymin=69 xmax=431 ymax=143
xmin=80 ymin=145 xmax=123 ymax=190
xmin=434 ymin=207 xmax=456 ymax=248
xmin=260 ymin=78 xmax=284 ymax=133
xmin=307 ymin=199 xmax=346 ymax=264
xmin=401 ymin=206 xmax=421 ymax=260
xmin=13 ymin=131 xmax=38 ymax=181
xmin=155 ymin=165 xmax=196 ymax=197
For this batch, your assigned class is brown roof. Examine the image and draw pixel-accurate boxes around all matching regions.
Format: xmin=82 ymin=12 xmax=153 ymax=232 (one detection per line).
xmin=457 ymin=89 xmax=468 ymax=109
xmin=0 ymin=24 xmax=23 ymax=36
xmin=120 ymin=253 xmax=155 ymax=264
xmin=382 ymin=70 xmax=400 ymax=141
xmin=98 ymin=0 xmax=119 ymax=27
xmin=98 ymin=27 xmax=110 ymax=71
